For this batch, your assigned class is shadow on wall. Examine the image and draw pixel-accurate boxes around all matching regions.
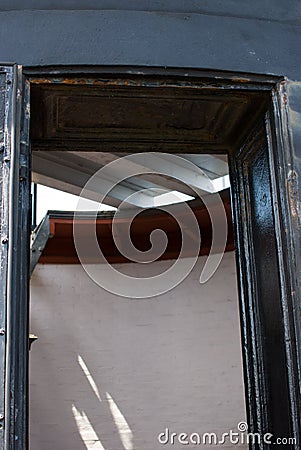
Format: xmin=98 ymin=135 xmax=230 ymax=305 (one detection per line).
xmin=29 ymin=252 xmax=246 ymax=450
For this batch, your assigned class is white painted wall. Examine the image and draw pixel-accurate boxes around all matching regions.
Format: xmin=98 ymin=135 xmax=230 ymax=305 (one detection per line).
xmin=29 ymin=252 xmax=247 ymax=450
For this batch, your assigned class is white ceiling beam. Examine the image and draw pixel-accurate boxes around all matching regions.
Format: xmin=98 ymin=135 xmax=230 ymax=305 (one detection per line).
xmin=99 ymin=153 xmax=226 ymax=194
xmin=32 ymin=154 xmax=160 ymax=208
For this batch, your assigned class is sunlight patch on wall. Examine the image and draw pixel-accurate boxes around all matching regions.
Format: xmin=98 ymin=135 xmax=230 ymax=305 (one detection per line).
xmin=106 ymin=392 xmax=133 ymax=450
xmin=72 ymin=404 xmax=106 ymax=450
xmin=78 ymin=355 xmax=102 ymax=402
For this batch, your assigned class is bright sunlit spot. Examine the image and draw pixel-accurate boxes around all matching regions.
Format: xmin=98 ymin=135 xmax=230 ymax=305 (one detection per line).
xmin=106 ymin=392 xmax=133 ymax=450
xmin=74 ymin=356 xmax=133 ymax=450
xmin=36 ymin=184 xmax=115 ymax=225
xmin=72 ymin=404 xmax=106 ymax=450
xmin=78 ymin=355 xmax=102 ymax=402
xmin=153 ymin=190 xmax=194 ymax=206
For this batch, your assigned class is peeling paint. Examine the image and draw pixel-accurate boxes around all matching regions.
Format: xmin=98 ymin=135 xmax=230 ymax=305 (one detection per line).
xmin=288 ymin=169 xmax=301 ymax=227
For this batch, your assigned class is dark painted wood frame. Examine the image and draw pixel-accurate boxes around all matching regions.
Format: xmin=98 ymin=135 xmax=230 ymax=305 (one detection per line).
xmin=229 ymin=83 xmax=301 ymax=447
xmin=1 ymin=65 xmax=301 ymax=449
xmin=0 ymin=65 xmax=31 ymax=450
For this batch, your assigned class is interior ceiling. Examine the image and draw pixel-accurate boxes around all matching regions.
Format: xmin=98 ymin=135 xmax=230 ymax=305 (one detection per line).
xmin=30 ymin=81 xmax=268 ymax=208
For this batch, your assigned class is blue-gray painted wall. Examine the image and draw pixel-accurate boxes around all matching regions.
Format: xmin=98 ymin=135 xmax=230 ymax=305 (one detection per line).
xmin=0 ymin=1 xmax=300 ymax=78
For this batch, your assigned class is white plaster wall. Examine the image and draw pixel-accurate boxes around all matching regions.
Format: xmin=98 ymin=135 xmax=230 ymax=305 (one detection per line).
xmin=29 ymin=252 xmax=247 ymax=450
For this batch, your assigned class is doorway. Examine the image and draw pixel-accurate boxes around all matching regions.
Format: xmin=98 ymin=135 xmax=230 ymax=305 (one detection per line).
xmin=0 ymin=65 xmax=300 ymax=448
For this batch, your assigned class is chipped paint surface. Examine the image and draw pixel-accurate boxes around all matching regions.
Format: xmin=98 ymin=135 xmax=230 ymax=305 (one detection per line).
xmin=288 ymin=170 xmax=301 ymax=227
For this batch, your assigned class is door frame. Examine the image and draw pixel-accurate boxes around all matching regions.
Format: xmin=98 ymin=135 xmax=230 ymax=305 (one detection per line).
xmin=2 ymin=65 xmax=301 ymax=448
xmin=0 ymin=64 xmax=31 ymax=450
